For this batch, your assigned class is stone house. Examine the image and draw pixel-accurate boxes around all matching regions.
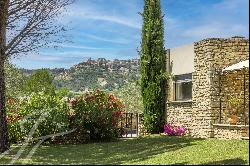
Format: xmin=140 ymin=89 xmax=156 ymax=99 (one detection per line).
xmin=165 ymin=36 xmax=249 ymax=140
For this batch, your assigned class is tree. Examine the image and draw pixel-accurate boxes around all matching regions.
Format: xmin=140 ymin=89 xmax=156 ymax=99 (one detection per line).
xmin=113 ymin=81 xmax=143 ymax=113
xmin=5 ymin=61 xmax=27 ymax=97
xmin=24 ymin=69 xmax=56 ymax=95
xmin=0 ymin=0 xmax=10 ymax=154
xmin=140 ymin=0 xmax=167 ymax=133
xmin=0 ymin=0 xmax=73 ymax=153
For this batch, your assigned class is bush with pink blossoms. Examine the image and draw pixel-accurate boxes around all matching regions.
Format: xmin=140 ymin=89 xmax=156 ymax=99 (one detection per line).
xmin=164 ymin=123 xmax=185 ymax=136
xmin=71 ymin=89 xmax=125 ymax=141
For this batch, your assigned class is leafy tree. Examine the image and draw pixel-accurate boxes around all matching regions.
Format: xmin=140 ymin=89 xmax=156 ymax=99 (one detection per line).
xmin=113 ymin=81 xmax=143 ymax=113
xmin=24 ymin=69 xmax=56 ymax=95
xmin=5 ymin=61 xmax=27 ymax=98
xmin=0 ymin=0 xmax=73 ymax=153
xmin=140 ymin=0 xmax=167 ymax=133
xmin=56 ymin=87 xmax=72 ymax=99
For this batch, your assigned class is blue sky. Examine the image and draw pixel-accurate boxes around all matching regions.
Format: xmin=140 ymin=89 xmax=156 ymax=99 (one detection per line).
xmin=11 ymin=0 xmax=249 ymax=69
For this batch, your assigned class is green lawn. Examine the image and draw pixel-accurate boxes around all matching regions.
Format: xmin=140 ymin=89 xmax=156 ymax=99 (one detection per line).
xmin=0 ymin=135 xmax=249 ymax=165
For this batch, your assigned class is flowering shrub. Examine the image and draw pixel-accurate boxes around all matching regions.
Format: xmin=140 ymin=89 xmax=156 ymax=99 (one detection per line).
xmin=164 ymin=123 xmax=185 ymax=136
xmin=6 ymin=89 xmax=126 ymax=144
xmin=6 ymin=92 xmax=70 ymax=143
xmin=71 ymin=89 xmax=125 ymax=141
xmin=6 ymin=98 xmax=24 ymax=143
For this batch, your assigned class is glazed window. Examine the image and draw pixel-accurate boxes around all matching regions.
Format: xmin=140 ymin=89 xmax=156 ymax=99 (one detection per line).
xmin=173 ymin=73 xmax=192 ymax=101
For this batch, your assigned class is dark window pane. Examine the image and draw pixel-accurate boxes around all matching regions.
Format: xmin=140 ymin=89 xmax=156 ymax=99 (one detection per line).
xmin=174 ymin=73 xmax=192 ymax=101
xmin=182 ymin=82 xmax=192 ymax=100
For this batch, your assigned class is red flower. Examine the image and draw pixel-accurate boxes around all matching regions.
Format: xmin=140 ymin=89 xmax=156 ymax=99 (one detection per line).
xmin=16 ymin=115 xmax=22 ymax=121
xmin=70 ymin=99 xmax=78 ymax=107
xmin=7 ymin=98 xmax=17 ymax=105
xmin=109 ymin=94 xmax=115 ymax=100
xmin=6 ymin=114 xmax=23 ymax=124
xmin=96 ymin=89 xmax=101 ymax=94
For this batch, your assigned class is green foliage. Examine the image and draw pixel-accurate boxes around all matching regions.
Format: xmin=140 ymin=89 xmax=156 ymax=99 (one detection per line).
xmin=227 ymin=93 xmax=244 ymax=116
xmin=6 ymin=92 xmax=70 ymax=143
xmin=71 ymin=89 xmax=125 ymax=141
xmin=24 ymin=69 xmax=56 ymax=95
xmin=52 ymin=64 xmax=139 ymax=92
xmin=5 ymin=62 xmax=27 ymax=98
xmin=6 ymin=98 xmax=23 ymax=143
xmin=113 ymin=81 xmax=143 ymax=113
xmin=140 ymin=0 xmax=167 ymax=133
xmin=56 ymin=87 xmax=71 ymax=99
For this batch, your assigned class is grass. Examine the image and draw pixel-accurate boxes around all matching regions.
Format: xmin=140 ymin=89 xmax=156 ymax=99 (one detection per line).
xmin=0 ymin=135 xmax=249 ymax=165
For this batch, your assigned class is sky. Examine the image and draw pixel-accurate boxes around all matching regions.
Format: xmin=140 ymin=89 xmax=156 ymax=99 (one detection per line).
xmin=11 ymin=0 xmax=249 ymax=69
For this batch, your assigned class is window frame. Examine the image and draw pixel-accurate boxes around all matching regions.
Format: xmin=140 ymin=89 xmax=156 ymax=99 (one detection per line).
xmin=173 ymin=77 xmax=192 ymax=102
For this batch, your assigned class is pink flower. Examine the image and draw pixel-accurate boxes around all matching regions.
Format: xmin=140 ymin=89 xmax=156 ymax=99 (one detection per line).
xmin=164 ymin=123 xmax=185 ymax=136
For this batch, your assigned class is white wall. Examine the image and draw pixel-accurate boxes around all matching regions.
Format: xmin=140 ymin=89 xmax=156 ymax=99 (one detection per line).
xmin=169 ymin=44 xmax=195 ymax=75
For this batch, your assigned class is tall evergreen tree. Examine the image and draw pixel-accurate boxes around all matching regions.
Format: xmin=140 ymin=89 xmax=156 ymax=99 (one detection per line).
xmin=140 ymin=0 xmax=167 ymax=133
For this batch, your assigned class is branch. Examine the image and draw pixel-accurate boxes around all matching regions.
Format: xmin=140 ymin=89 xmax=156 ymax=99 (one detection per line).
xmin=6 ymin=0 xmax=74 ymax=58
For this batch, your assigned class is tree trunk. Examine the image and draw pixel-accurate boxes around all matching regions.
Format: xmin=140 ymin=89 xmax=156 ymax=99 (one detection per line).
xmin=0 ymin=0 xmax=10 ymax=153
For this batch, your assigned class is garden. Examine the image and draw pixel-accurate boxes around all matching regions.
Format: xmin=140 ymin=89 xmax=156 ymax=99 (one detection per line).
xmin=1 ymin=69 xmax=248 ymax=165
xmin=6 ymin=87 xmax=126 ymax=145
xmin=0 ymin=135 xmax=249 ymax=165
xmin=0 ymin=0 xmax=249 ymax=165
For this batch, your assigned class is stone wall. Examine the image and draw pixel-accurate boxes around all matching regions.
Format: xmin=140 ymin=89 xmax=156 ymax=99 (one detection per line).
xmin=193 ymin=36 xmax=249 ymax=138
xmin=165 ymin=102 xmax=193 ymax=136
xmin=213 ymin=124 xmax=249 ymax=140
xmin=165 ymin=36 xmax=249 ymax=139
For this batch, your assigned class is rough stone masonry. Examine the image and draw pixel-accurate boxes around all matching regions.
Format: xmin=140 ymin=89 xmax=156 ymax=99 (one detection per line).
xmin=165 ymin=36 xmax=249 ymax=140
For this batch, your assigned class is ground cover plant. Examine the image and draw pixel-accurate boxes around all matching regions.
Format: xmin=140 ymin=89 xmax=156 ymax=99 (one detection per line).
xmin=0 ymin=135 xmax=248 ymax=165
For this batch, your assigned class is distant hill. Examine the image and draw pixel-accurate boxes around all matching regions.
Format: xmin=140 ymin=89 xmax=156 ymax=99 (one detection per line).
xmin=21 ymin=58 xmax=140 ymax=92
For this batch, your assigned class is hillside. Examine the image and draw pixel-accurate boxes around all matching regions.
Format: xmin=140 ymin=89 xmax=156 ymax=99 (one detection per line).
xmin=21 ymin=58 xmax=140 ymax=92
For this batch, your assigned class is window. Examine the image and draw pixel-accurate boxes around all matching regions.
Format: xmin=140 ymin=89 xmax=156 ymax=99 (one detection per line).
xmin=174 ymin=74 xmax=192 ymax=101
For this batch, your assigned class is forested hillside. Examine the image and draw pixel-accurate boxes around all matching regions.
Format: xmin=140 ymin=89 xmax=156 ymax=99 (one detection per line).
xmin=20 ymin=58 xmax=140 ymax=92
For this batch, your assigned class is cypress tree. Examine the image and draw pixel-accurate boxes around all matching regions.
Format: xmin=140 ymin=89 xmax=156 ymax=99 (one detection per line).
xmin=140 ymin=0 xmax=167 ymax=133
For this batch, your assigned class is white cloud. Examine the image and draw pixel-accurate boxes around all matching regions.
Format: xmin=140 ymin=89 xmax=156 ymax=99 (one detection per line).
xmin=182 ymin=23 xmax=223 ymax=37
xmin=39 ymin=49 xmax=137 ymax=60
xmin=65 ymin=1 xmax=141 ymax=30
xmin=78 ymin=14 xmax=141 ymax=30
xmin=182 ymin=23 xmax=247 ymax=38
xmin=80 ymin=33 xmax=130 ymax=44
xmin=213 ymin=0 xmax=247 ymax=10
xmin=56 ymin=44 xmax=117 ymax=50
xmin=16 ymin=54 xmax=64 ymax=62
xmin=167 ymin=0 xmax=249 ymax=47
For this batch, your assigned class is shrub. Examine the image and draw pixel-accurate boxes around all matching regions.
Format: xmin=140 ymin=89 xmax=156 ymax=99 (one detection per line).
xmin=7 ymin=92 xmax=70 ymax=143
xmin=23 ymin=69 xmax=56 ymax=96
xmin=112 ymin=81 xmax=143 ymax=114
xmin=6 ymin=98 xmax=24 ymax=143
xmin=71 ymin=89 xmax=125 ymax=141
xmin=164 ymin=123 xmax=185 ymax=136
xmin=7 ymin=90 xmax=126 ymax=144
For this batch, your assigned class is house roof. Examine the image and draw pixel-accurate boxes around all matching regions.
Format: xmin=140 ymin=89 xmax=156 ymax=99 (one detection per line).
xmin=222 ymin=60 xmax=249 ymax=72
